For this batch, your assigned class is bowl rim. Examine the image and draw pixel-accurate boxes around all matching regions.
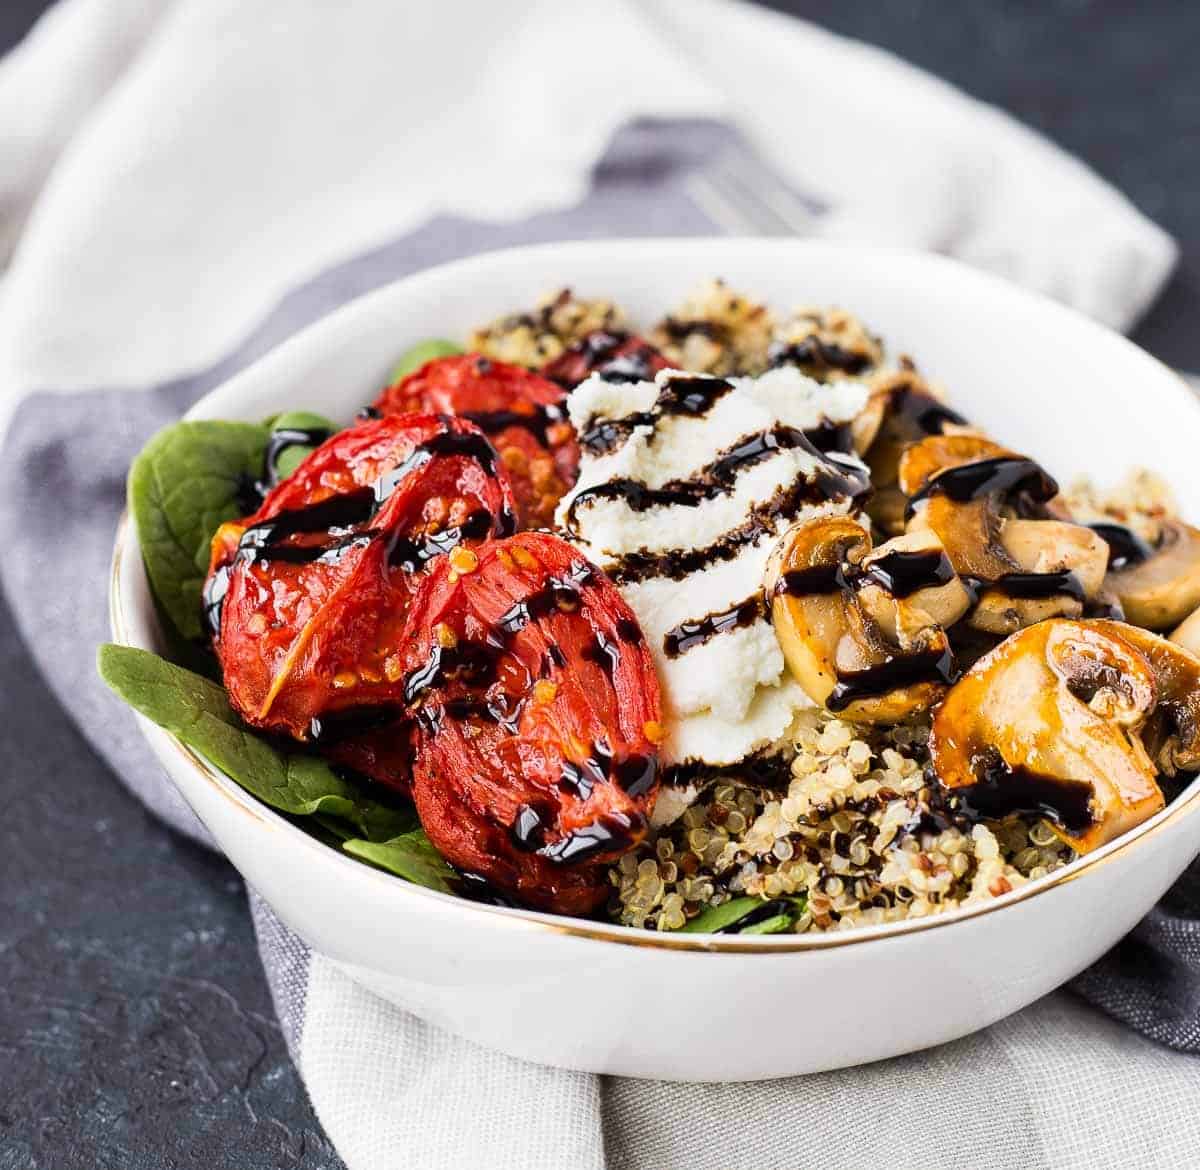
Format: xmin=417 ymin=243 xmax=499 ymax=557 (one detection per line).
xmin=108 ymin=236 xmax=1200 ymax=954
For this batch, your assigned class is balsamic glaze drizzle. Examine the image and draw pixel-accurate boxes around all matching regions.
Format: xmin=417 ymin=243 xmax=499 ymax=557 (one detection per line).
xmin=567 ymin=425 xmax=826 ymax=523
xmin=825 ymin=644 xmax=958 ymax=711
xmin=905 ymin=456 xmax=1058 ymax=518
xmin=260 ymin=425 xmax=334 ymax=492
xmin=716 ymin=898 xmax=797 ymax=934
xmin=605 ymin=460 xmax=868 ymax=587
xmin=768 ymin=336 xmax=873 ymax=376
xmin=578 ymin=373 xmax=733 ymax=456
xmin=772 ymin=549 xmax=955 ymax=602
xmin=548 ymin=329 xmax=663 ymax=386
xmin=1088 ymin=522 xmax=1154 ymax=571
xmin=663 ymin=594 xmax=764 ymax=658
xmin=201 ymin=423 xmax=511 ymax=637
xmin=535 ymin=810 xmax=644 ymax=865
xmin=461 ymin=402 xmax=567 ymax=447
xmin=957 ymin=751 xmax=1093 ymax=832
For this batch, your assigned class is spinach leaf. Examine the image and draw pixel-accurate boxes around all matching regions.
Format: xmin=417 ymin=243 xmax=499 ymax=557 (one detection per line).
xmin=678 ymin=896 xmax=766 ymax=934
xmin=343 ymin=831 xmax=458 ymax=893
xmin=738 ymin=914 xmax=793 ymax=936
xmin=389 ymin=338 xmax=462 ymax=382
xmin=262 ymin=410 xmax=337 ymax=482
xmin=678 ymin=895 xmax=806 ymax=935
xmin=128 ymin=419 xmax=268 ymax=641
xmin=97 ymin=644 xmax=414 ymax=843
xmin=128 ymin=412 xmax=338 ymax=643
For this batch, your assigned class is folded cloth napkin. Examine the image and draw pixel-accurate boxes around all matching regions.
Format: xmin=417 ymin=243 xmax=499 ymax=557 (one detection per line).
xmin=1 ymin=1 xmax=1196 ymax=1167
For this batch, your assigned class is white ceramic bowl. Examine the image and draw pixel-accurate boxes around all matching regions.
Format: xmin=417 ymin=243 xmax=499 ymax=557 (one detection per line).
xmin=110 ymin=239 xmax=1200 ymax=1081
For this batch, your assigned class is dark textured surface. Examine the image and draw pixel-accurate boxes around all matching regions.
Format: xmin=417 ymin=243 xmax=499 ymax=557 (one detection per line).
xmin=768 ymin=0 xmax=1200 ymax=370
xmin=0 ymin=595 xmax=341 ymax=1169
xmin=0 ymin=2 xmax=1196 ymax=1167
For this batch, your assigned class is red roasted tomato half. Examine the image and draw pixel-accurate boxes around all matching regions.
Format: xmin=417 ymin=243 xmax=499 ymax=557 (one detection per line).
xmin=373 ymin=355 xmax=578 ymax=530
xmin=400 ymin=531 xmax=663 ymax=914
xmin=541 ymin=329 xmax=669 ymax=389
xmin=203 ymin=413 xmax=516 ymax=789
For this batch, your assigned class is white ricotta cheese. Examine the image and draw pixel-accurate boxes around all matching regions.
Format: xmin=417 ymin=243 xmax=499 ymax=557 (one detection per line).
xmin=559 ymin=366 xmax=867 ymax=767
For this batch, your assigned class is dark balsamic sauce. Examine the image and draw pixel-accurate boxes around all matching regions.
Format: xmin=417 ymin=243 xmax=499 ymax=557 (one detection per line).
xmin=1088 ymin=522 xmax=1154 ymax=571
xmin=803 ymin=418 xmax=854 ymax=454
xmin=716 ymin=898 xmax=796 ymax=934
xmin=202 ymin=423 xmax=511 ymax=636
xmin=546 ymin=329 xmax=663 ymax=387
xmin=988 ymin=570 xmax=1085 ymax=603
xmin=861 ymin=548 xmax=956 ymax=598
xmin=890 ymin=384 xmax=968 ymax=435
xmin=461 ymin=402 xmax=567 ymax=447
xmin=826 ymin=644 xmax=958 ymax=711
xmin=308 ymin=704 xmax=403 ymax=746
xmin=511 ymin=801 xmax=553 ymax=851
xmin=768 ymin=336 xmax=873 ymax=376
xmin=957 ymin=752 xmax=1093 ymax=832
xmin=665 ymin=751 xmax=794 ymax=790
xmin=773 ymin=549 xmax=954 ymax=602
xmin=495 ymin=560 xmax=595 ymax=636
xmin=535 ymin=811 xmax=644 ymax=865
xmin=452 ymin=871 xmax=524 ymax=908
xmin=613 ymin=754 xmax=658 ymax=798
xmin=388 ymin=509 xmax=494 ymax=571
xmin=568 ymin=426 xmax=823 ymax=522
xmin=600 ymin=453 xmax=870 ymax=587
xmin=905 ymin=456 xmax=1058 ymax=518
xmin=774 ymin=564 xmax=846 ymax=597
xmin=578 ymin=374 xmax=732 ymax=455
xmin=582 ymin=631 xmax=621 ymax=678
xmin=663 ymin=594 xmax=763 ymax=658
xmin=402 ymin=641 xmax=500 ymax=704
xmin=260 ymin=425 xmax=334 ymax=491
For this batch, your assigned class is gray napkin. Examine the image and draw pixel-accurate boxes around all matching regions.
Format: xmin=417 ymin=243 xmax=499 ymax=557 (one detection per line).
xmin=4 ymin=121 xmax=1198 ymax=1168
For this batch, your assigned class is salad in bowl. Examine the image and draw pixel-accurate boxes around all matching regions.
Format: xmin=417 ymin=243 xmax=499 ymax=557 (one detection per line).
xmin=100 ymin=272 xmax=1200 ymax=943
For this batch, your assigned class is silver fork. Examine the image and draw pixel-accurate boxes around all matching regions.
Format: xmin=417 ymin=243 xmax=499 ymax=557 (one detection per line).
xmin=686 ymin=145 xmax=824 ymax=237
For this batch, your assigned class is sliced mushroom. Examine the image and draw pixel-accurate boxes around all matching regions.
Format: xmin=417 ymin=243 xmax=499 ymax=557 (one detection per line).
xmin=1100 ymin=519 xmax=1200 ymax=630
xmin=1090 ymin=620 xmax=1200 ymax=775
xmin=929 ymin=620 xmax=1165 ymax=853
xmin=899 ymin=435 xmax=1109 ymax=635
xmin=852 ymin=368 xmax=978 ymax=536
xmin=1171 ymin=605 xmax=1200 ymax=656
xmin=765 ymin=516 xmax=970 ymax=723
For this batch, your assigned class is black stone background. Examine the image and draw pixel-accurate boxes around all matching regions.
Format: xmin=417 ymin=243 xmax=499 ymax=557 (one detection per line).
xmin=0 ymin=2 xmax=1196 ymax=1167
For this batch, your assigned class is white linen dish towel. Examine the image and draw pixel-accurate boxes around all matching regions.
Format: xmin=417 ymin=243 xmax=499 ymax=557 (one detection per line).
xmin=1 ymin=2 xmax=1197 ymax=1168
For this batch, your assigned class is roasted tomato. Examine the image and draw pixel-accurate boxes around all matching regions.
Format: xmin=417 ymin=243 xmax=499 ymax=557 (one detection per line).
xmin=374 ymin=355 xmax=578 ymax=530
xmin=541 ymin=329 xmax=669 ymax=389
xmin=204 ymin=413 xmax=516 ymax=789
xmin=401 ymin=531 xmax=662 ymax=914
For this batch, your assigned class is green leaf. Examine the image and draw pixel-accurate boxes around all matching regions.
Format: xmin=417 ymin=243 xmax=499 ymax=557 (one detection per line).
xmin=265 ymin=410 xmax=338 ymax=481
xmin=128 ymin=412 xmax=340 ymax=644
xmin=389 ymin=338 xmax=462 ymax=383
xmin=678 ymin=896 xmax=766 ymax=934
xmin=129 ymin=419 xmax=269 ymax=641
xmin=678 ymin=895 xmax=806 ymax=935
xmin=738 ymin=914 xmax=793 ymax=936
xmin=96 ymin=644 xmax=413 ymax=843
xmin=343 ymin=831 xmax=458 ymax=892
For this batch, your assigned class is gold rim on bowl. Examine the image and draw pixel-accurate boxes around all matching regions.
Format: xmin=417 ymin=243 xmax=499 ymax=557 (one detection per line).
xmin=109 ymin=511 xmax=1200 ymax=953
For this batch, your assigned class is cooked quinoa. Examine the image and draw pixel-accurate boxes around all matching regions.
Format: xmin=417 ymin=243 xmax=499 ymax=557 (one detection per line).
xmin=769 ymin=306 xmax=883 ymax=382
xmin=1062 ymin=468 xmax=1178 ymax=544
xmin=469 ymin=288 xmax=627 ymax=368
xmin=650 ymin=278 xmax=775 ymax=376
xmin=608 ymin=708 xmax=1075 ymax=933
